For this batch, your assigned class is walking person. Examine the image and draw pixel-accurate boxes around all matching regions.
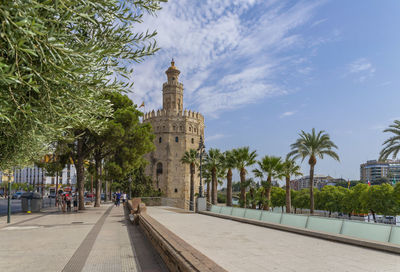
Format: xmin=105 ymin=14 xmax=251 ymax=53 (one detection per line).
xmin=73 ymin=191 xmax=78 ymax=212
xmin=122 ymin=192 xmax=127 ymax=207
xmin=115 ymin=191 xmax=121 ymax=207
xmin=62 ymin=194 xmax=66 ymax=213
xmin=66 ymin=193 xmax=72 ymax=212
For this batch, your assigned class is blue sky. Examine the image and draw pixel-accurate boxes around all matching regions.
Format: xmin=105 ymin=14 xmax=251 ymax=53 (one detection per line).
xmin=129 ymin=0 xmax=400 ymax=181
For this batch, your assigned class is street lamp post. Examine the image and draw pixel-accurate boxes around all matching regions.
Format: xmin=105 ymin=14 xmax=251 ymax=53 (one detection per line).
xmin=197 ymin=136 xmax=205 ymax=198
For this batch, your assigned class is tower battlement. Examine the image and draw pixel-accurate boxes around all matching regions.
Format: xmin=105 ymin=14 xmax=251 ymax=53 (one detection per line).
xmin=143 ymin=109 xmax=204 ymax=122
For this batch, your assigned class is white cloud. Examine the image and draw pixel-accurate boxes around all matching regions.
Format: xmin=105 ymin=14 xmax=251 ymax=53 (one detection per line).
xmin=127 ymin=0 xmax=327 ymax=117
xmin=280 ymin=111 xmax=296 ymax=118
xmin=206 ymin=133 xmax=227 ymax=141
xmin=347 ymin=58 xmax=375 ymax=82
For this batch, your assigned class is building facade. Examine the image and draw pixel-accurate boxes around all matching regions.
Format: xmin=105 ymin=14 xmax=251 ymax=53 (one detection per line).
xmin=291 ymin=175 xmax=339 ymax=190
xmin=1 ymin=164 xmax=77 ymax=188
xmin=143 ymin=60 xmax=205 ymax=208
xmin=360 ymin=159 xmax=400 ymax=183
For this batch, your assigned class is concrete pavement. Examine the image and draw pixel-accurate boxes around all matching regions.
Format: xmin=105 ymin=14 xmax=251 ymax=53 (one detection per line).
xmin=146 ymin=206 xmax=400 ymax=272
xmin=0 ymin=204 xmax=166 ymax=272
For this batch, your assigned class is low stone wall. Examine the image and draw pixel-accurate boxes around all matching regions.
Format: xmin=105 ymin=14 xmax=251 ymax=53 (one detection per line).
xmin=127 ymin=199 xmax=227 ymax=272
xmin=201 ymin=210 xmax=400 ymax=255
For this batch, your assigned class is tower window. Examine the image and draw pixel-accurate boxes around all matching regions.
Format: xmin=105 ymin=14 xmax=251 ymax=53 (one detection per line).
xmin=156 ymin=162 xmax=163 ymax=174
xmin=191 ymin=138 xmax=194 ymax=144
xmin=174 ymin=188 xmax=178 ymax=193
xmin=159 ymin=137 xmax=162 ymax=143
xmin=175 ymin=136 xmax=179 ymax=142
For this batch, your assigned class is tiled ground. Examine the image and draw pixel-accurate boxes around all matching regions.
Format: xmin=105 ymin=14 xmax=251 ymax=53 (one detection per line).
xmin=0 ymin=204 xmax=166 ymax=272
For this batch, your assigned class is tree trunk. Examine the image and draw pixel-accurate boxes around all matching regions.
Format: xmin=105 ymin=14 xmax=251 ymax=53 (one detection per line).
xmin=94 ymin=154 xmax=102 ymax=207
xmin=250 ymin=188 xmax=256 ymax=209
xmin=371 ymin=210 xmax=377 ymax=223
xmin=309 ymin=163 xmax=315 ymax=214
xmin=55 ymin=172 xmax=59 ymax=207
xmin=329 ymin=211 xmax=331 ymax=217
xmin=264 ymin=175 xmax=272 ymax=210
xmin=285 ymin=175 xmax=291 ymax=213
xmin=76 ymin=137 xmax=85 ymax=210
xmin=32 ymin=168 xmax=36 ymax=192
xmin=206 ymin=182 xmax=211 ymax=203
xmin=240 ymin=168 xmax=246 ymax=208
xmin=227 ymin=168 xmax=232 ymax=206
xmin=109 ymin=179 xmax=112 ymax=201
xmin=211 ymin=167 xmax=217 ymax=205
xmin=190 ymin=164 xmax=195 ymax=211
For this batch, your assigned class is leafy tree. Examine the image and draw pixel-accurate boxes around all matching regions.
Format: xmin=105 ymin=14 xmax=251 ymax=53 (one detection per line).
xmin=316 ymin=186 xmax=341 ymax=217
xmin=253 ymin=156 xmax=282 ymax=210
xmin=281 ymin=158 xmax=302 ymax=213
xmin=0 ymin=0 xmax=163 ymax=169
xmin=95 ymin=93 xmax=154 ymax=206
xmin=131 ymin=167 xmax=161 ymax=197
xmin=290 ymin=189 xmax=299 ymax=213
xmin=380 ymin=120 xmax=400 ymax=160
xmin=361 ymin=184 xmax=396 ymax=222
xmin=271 ymin=186 xmax=286 ymax=212
xmin=204 ymin=149 xmax=224 ymax=205
xmin=232 ymin=147 xmax=257 ymax=208
xmin=181 ymin=149 xmax=198 ymax=210
xmin=292 ymin=188 xmax=310 ymax=213
xmin=222 ymin=150 xmax=236 ymax=206
xmin=288 ymin=128 xmax=339 ymax=214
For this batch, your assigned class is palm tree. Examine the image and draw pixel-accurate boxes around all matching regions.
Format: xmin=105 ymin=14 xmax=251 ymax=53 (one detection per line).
xmin=232 ymin=147 xmax=257 ymax=207
xmin=288 ymin=128 xmax=339 ymax=214
xmin=203 ymin=148 xmax=223 ymax=204
xmin=222 ymin=150 xmax=236 ymax=206
xmin=380 ymin=120 xmax=400 ymax=161
xmin=281 ymin=158 xmax=302 ymax=213
xmin=253 ymin=156 xmax=283 ymax=210
xmin=201 ymin=165 xmax=212 ymax=203
xmin=181 ymin=149 xmax=198 ymax=210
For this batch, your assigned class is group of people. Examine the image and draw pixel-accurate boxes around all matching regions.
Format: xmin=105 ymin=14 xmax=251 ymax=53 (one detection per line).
xmin=114 ymin=192 xmax=127 ymax=207
xmin=56 ymin=190 xmax=78 ymax=213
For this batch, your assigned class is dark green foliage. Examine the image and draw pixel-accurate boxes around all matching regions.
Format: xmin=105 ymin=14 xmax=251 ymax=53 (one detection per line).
xmin=131 ymin=167 xmax=161 ymax=197
xmin=270 ymin=186 xmax=286 ymax=208
xmin=232 ymin=181 xmax=241 ymax=192
xmin=217 ymin=193 xmax=227 ymax=203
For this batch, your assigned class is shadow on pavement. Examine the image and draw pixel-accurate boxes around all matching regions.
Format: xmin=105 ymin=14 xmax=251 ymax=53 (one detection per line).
xmin=124 ymin=206 xmax=168 ymax=272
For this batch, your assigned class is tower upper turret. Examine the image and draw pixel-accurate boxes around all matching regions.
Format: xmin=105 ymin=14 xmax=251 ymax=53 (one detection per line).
xmin=163 ymin=59 xmax=183 ymax=113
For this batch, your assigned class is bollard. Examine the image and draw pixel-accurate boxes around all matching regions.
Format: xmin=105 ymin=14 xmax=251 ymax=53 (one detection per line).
xmin=27 ymin=199 xmax=31 ymax=214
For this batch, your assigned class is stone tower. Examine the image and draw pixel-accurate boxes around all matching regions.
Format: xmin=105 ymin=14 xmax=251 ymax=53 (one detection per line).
xmin=143 ymin=60 xmax=205 ymax=208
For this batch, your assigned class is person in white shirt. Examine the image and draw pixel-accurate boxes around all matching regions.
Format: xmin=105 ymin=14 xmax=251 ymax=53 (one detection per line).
xmin=122 ymin=192 xmax=127 ymax=206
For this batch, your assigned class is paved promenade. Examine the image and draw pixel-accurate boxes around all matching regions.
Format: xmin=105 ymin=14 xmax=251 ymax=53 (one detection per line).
xmin=0 ymin=204 xmax=166 ymax=272
xmin=147 ymin=206 xmax=400 ymax=272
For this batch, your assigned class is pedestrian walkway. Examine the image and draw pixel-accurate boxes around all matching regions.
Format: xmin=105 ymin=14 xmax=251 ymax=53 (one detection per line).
xmin=146 ymin=206 xmax=400 ymax=272
xmin=0 ymin=204 xmax=166 ymax=272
